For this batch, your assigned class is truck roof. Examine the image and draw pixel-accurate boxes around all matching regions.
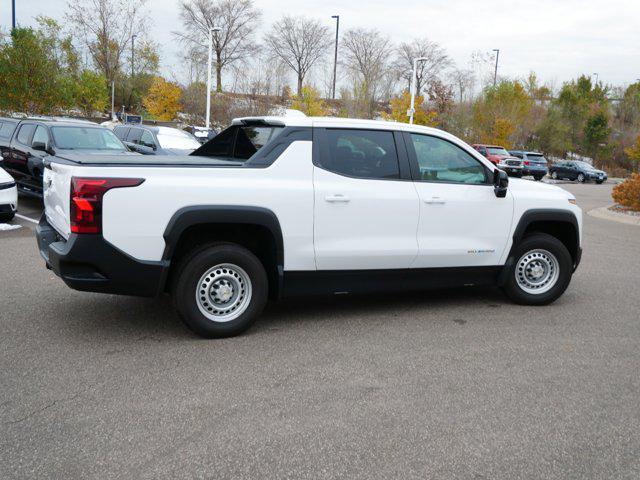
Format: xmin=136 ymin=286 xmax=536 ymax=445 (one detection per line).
xmin=231 ymin=114 xmax=453 ymax=137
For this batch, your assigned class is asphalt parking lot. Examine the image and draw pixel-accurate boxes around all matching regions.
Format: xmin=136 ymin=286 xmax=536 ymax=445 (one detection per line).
xmin=1 ymin=182 xmax=639 ymax=479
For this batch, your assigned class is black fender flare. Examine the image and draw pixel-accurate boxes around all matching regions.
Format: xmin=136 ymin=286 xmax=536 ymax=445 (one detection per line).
xmin=162 ymin=205 xmax=284 ymax=265
xmin=498 ymin=208 xmax=581 ymax=285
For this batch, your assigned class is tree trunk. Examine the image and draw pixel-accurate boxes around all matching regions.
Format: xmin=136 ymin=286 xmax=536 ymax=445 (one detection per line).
xmin=297 ymin=75 xmax=303 ymax=97
xmin=216 ymin=53 xmax=223 ymax=93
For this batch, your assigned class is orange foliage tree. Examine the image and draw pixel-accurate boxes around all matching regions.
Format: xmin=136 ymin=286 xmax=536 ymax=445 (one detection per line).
xmin=143 ymin=76 xmax=182 ymax=121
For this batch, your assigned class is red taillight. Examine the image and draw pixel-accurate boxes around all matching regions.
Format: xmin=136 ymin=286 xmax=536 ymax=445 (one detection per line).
xmin=70 ymin=177 xmax=144 ymax=234
xmin=524 ymin=161 xmax=530 ymax=166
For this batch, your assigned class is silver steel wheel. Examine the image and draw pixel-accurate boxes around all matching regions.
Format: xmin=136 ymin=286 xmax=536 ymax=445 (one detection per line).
xmin=551 ymin=171 xmax=558 ymax=179
xmin=515 ymin=249 xmax=560 ymax=295
xmin=577 ymin=173 xmax=585 ymax=183
xmin=196 ymin=263 xmax=252 ymax=323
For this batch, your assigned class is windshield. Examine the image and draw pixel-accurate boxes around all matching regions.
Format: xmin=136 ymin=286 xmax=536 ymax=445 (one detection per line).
xmin=575 ymin=161 xmax=597 ymax=170
xmin=488 ymin=147 xmax=509 ymax=156
xmin=51 ymin=126 xmax=126 ymax=151
xmin=528 ymin=154 xmax=547 ymax=163
xmin=157 ymin=130 xmax=201 ymax=150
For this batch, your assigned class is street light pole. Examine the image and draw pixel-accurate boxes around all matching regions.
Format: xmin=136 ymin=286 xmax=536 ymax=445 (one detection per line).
xmin=593 ymin=72 xmax=599 ymax=85
xmin=11 ymin=0 xmax=16 ymax=30
xmin=131 ymin=34 xmax=137 ymax=79
xmin=206 ymin=26 xmax=221 ymax=129
xmin=492 ymin=49 xmax=500 ymax=86
xmin=408 ymin=57 xmax=429 ymax=124
xmin=331 ymin=15 xmax=339 ymax=100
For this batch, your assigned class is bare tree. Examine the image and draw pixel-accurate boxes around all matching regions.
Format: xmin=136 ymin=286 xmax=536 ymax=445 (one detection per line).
xmin=66 ymin=0 xmax=148 ymax=86
xmin=264 ymin=16 xmax=332 ymax=96
xmin=393 ymin=38 xmax=452 ymax=96
xmin=341 ymin=28 xmax=394 ymax=117
xmin=176 ymin=0 xmax=261 ymax=93
xmin=450 ymin=68 xmax=475 ymax=103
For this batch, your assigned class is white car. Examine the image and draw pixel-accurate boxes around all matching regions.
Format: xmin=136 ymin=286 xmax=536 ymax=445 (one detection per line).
xmin=37 ymin=115 xmax=582 ymax=338
xmin=0 ymin=167 xmax=17 ymax=222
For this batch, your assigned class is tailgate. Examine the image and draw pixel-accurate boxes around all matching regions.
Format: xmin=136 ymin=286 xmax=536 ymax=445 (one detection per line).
xmin=43 ymin=161 xmax=73 ymax=239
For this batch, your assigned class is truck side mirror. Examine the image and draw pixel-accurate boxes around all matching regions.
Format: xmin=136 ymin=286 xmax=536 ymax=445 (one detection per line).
xmin=32 ymin=141 xmax=47 ymax=152
xmin=493 ymin=168 xmax=509 ymax=198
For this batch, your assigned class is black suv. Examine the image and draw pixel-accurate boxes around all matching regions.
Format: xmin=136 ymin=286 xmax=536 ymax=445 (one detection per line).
xmin=113 ymin=125 xmax=202 ymax=155
xmin=0 ymin=118 xmax=130 ymax=196
xmin=508 ymin=151 xmax=548 ymax=181
xmin=549 ymin=160 xmax=608 ymax=184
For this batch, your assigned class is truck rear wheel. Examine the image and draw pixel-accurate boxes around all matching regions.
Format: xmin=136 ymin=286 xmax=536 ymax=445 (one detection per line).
xmin=502 ymin=233 xmax=573 ymax=306
xmin=172 ymin=243 xmax=268 ymax=338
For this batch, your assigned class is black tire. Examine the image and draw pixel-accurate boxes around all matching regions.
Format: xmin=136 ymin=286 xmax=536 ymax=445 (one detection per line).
xmin=534 ymin=176 xmax=543 ymax=181
xmin=596 ymin=180 xmax=603 ymax=185
xmin=0 ymin=211 xmax=15 ymax=223
xmin=502 ymin=233 xmax=573 ymax=306
xmin=551 ymin=171 xmax=558 ymax=180
xmin=172 ymin=242 xmax=268 ymax=338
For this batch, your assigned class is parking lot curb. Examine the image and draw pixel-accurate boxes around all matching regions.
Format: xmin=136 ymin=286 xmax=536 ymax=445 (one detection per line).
xmin=588 ymin=205 xmax=640 ymax=226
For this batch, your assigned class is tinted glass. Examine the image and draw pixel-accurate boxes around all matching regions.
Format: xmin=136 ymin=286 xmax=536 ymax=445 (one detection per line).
xmin=140 ymin=130 xmax=156 ymax=148
xmin=321 ymin=129 xmax=399 ymax=179
xmin=234 ymin=126 xmax=283 ymax=160
xmin=487 ymin=147 xmax=509 ymax=156
xmin=410 ymin=134 xmax=487 ymax=184
xmin=527 ymin=154 xmax=547 ymax=164
xmin=32 ymin=126 xmax=49 ymax=146
xmin=0 ymin=121 xmax=17 ymax=139
xmin=50 ymin=127 xmax=126 ymax=150
xmin=16 ymin=124 xmax=36 ymax=145
xmin=113 ymin=126 xmax=129 ymax=139
xmin=126 ymin=128 xmax=142 ymax=143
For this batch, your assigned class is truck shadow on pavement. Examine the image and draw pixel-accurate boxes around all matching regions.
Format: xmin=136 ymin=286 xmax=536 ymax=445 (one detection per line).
xmin=60 ymin=286 xmax=512 ymax=343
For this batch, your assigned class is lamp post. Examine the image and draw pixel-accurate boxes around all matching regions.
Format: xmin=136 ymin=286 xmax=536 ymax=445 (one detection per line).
xmin=492 ymin=48 xmax=499 ymax=86
xmin=11 ymin=0 xmax=16 ymax=30
xmin=131 ymin=34 xmax=137 ymax=79
xmin=331 ymin=15 xmax=339 ymax=100
xmin=408 ymin=57 xmax=429 ymax=124
xmin=593 ymin=72 xmax=599 ymax=85
xmin=206 ymin=26 xmax=222 ymax=129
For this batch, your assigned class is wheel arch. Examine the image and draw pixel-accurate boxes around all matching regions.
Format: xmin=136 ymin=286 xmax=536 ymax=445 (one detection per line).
xmin=161 ymin=206 xmax=284 ymax=299
xmin=499 ymin=209 xmax=581 ymax=285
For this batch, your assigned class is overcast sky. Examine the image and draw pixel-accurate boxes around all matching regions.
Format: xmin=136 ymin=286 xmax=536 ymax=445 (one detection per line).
xmin=3 ymin=0 xmax=639 ymax=89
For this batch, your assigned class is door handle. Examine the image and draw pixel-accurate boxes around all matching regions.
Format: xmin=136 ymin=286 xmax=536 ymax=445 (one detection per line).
xmin=325 ymin=194 xmax=350 ymax=203
xmin=424 ymin=197 xmax=446 ymax=205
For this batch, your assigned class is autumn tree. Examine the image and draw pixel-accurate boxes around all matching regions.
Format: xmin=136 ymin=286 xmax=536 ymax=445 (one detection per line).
xmin=384 ymin=90 xmax=438 ymax=127
xmin=143 ymin=77 xmax=182 ymax=120
xmin=291 ymin=86 xmax=329 ymax=116
xmin=265 ymin=16 xmax=332 ymax=96
xmin=624 ymin=135 xmax=640 ymax=172
xmin=392 ymin=38 xmax=452 ymax=97
xmin=177 ymin=0 xmax=261 ymax=93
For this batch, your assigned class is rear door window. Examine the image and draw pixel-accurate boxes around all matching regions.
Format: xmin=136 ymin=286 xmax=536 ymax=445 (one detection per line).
xmin=319 ymin=129 xmax=400 ymax=179
xmin=0 ymin=121 xmax=17 ymax=139
xmin=16 ymin=124 xmax=36 ymax=146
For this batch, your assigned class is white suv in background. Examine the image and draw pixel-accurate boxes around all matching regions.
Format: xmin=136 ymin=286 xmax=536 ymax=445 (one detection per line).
xmin=37 ymin=115 xmax=583 ymax=338
xmin=0 ymin=167 xmax=17 ymax=223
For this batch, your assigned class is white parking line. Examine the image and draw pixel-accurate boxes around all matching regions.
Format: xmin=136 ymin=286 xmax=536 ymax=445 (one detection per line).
xmin=15 ymin=214 xmax=39 ymax=225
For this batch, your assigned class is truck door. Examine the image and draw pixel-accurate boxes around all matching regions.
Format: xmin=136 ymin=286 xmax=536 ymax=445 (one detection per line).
xmin=403 ymin=132 xmax=514 ymax=268
xmin=312 ymin=127 xmax=419 ymax=270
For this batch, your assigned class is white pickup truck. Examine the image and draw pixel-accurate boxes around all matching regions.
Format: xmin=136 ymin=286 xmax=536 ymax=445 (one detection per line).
xmin=37 ymin=115 xmax=582 ymax=338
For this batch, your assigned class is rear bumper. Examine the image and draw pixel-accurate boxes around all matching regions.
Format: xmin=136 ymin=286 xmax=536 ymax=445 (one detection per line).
xmin=36 ymin=215 xmax=168 ymax=297
xmin=523 ymin=167 xmax=548 ymax=176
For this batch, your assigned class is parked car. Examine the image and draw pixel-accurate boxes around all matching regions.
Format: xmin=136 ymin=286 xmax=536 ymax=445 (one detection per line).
xmin=113 ymin=125 xmax=202 ymax=155
xmin=37 ymin=115 xmax=582 ymax=338
xmin=184 ymin=126 xmax=218 ymax=144
xmin=509 ymin=150 xmax=548 ymax=181
xmin=0 ymin=118 xmax=132 ymax=197
xmin=0 ymin=167 xmax=18 ymax=222
xmin=549 ymin=160 xmax=608 ymax=184
xmin=471 ymin=144 xmax=512 ymax=165
xmin=497 ymin=156 xmax=523 ymax=177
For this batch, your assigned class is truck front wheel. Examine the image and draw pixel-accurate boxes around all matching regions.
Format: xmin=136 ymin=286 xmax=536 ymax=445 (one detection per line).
xmin=172 ymin=243 xmax=268 ymax=338
xmin=502 ymin=233 xmax=573 ymax=306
